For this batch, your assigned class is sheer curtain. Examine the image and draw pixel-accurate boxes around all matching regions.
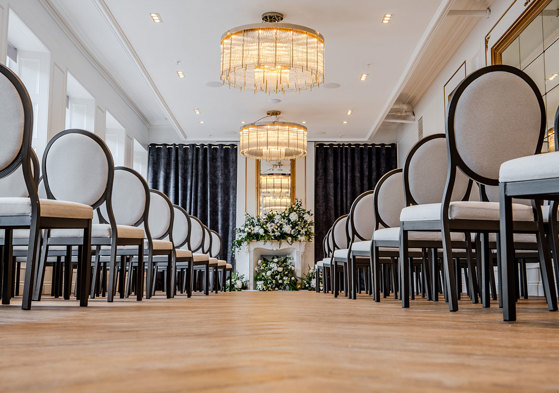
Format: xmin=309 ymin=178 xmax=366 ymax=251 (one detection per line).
xmin=148 ymin=144 xmax=237 ymax=266
xmin=314 ymin=143 xmax=397 ymax=260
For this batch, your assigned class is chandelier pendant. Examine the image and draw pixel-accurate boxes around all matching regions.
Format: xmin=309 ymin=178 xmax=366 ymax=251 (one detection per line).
xmin=221 ymin=12 xmax=325 ymax=94
xmin=239 ymin=110 xmax=308 ymax=160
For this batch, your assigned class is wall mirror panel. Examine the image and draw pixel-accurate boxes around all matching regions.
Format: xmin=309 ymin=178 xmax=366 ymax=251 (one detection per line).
xmin=493 ymin=0 xmax=559 ymax=152
xmin=256 ymin=160 xmax=295 ymax=216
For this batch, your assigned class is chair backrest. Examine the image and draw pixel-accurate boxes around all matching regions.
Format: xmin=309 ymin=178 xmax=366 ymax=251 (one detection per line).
xmin=404 ymin=134 xmax=470 ymax=206
xmin=447 ymin=65 xmax=545 ymax=186
xmin=326 ymin=227 xmax=333 ymax=256
xmin=147 ymin=189 xmax=173 ymax=241
xmin=374 ymin=169 xmax=404 ymax=229
xmin=348 ymin=190 xmax=374 ymax=241
xmin=188 ymin=215 xmax=205 ymax=252
xmin=331 ymin=214 xmax=349 ymax=250
xmin=210 ymin=230 xmax=221 ymax=258
xmin=98 ymin=167 xmax=149 ymax=229
xmin=172 ymin=205 xmax=191 ymax=248
xmin=43 ymin=130 xmax=113 ymax=208
xmin=202 ymin=225 xmax=212 ymax=255
xmin=0 ymin=149 xmax=39 ymax=197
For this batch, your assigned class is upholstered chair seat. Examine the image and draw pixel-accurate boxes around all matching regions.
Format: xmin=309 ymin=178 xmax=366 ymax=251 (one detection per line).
xmin=374 ymin=227 xmax=466 ymax=242
xmin=226 ymin=263 xmax=233 ymax=269
xmin=0 ymin=197 xmax=92 ymax=219
xmin=193 ymin=253 xmax=209 ymax=262
xmin=488 ymin=233 xmax=536 ymax=243
xmin=333 ymin=249 xmax=348 ymax=259
xmin=400 ymin=201 xmax=533 ymax=222
xmin=175 ymin=249 xmax=193 ymax=258
xmin=208 ymin=257 xmax=218 ymax=266
xmin=150 ymin=239 xmax=173 ymax=250
xmin=50 ymin=224 xmax=144 ymax=239
xmin=217 ymin=260 xmax=227 ymax=267
xmin=350 ymin=240 xmax=371 ymax=252
xmin=499 ymin=151 xmax=559 ymax=182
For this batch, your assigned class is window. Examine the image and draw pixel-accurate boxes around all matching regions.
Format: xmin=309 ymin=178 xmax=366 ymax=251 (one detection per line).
xmin=133 ymin=139 xmax=148 ymax=178
xmin=65 ymin=72 xmax=95 ymax=131
xmin=105 ymin=111 xmax=126 ymax=166
xmin=7 ymin=9 xmax=51 ymax=159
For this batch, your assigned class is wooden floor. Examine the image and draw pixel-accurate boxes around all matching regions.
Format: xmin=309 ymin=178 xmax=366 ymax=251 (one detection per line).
xmin=1 ymin=292 xmax=559 ymax=392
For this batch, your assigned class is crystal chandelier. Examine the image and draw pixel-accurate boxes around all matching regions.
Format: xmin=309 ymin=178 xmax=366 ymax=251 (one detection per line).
xmin=220 ymin=12 xmax=325 ymax=94
xmin=239 ymin=111 xmax=307 ymax=160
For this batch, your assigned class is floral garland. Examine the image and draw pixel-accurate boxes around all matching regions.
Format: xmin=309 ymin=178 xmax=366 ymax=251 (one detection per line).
xmin=301 ymin=265 xmax=316 ymax=291
xmin=255 ymin=256 xmax=298 ymax=291
xmin=226 ymin=272 xmax=248 ymax=291
xmin=232 ymin=199 xmax=314 ymax=253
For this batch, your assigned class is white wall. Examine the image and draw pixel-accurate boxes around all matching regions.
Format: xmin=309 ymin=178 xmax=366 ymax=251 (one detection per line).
xmin=0 ymin=0 xmax=149 ymax=146
xmin=396 ymin=0 xmax=533 ymax=166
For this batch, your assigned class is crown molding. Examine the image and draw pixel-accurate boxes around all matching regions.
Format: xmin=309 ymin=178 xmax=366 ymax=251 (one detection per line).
xmin=39 ymin=0 xmax=150 ymax=129
xmin=93 ymin=0 xmax=186 ymax=140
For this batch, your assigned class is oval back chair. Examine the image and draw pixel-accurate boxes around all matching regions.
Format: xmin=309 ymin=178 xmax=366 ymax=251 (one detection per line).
xmin=349 ymin=190 xmax=375 ymax=242
xmin=188 ymin=215 xmax=205 ymax=253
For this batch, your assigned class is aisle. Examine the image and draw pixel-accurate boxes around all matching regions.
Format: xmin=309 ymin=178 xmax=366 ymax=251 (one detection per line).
xmin=1 ymin=292 xmax=558 ymax=392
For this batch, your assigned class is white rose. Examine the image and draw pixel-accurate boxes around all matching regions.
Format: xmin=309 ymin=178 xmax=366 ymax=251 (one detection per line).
xmin=267 ymin=270 xmax=272 ymax=276
xmin=278 ymin=279 xmax=282 ymax=283
xmin=311 ymin=279 xmax=316 ymax=287
xmin=289 ymin=212 xmax=298 ymax=221
xmin=283 ymin=225 xmax=290 ymax=233
xmin=277 ymin=267 xmax=283 ymax=272
xmin=235 ymin=281 xmax=243 ymax=289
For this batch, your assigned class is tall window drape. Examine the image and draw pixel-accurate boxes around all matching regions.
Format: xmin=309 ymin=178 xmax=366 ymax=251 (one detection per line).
xmin=147 ymin=144 xmax=237 ymax=267
xmin=314 ymin=143 xmax=397 ymax=260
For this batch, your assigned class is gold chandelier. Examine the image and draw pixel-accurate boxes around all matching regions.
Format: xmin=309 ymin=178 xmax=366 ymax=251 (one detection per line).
xmin=220 ymin=12 xmax=324 ymax=94
xmin=262 ymin=196 xmax=291 ymax=213
xmin=239 ymin=111 xmax=307 ymax=160
xmin=260 ymin=174 xmax=291 ymax=196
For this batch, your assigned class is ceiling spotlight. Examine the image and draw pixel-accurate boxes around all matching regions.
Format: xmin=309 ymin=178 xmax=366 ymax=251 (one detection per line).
xmin=548 ymin=73 xmax=558 ymax=81
xmin=200 ymin=120 xmax=204 ymax=124
xmin=177 ymin=71 xmax=185 ymax=79
xmin=241 ymin=121 xmax=246 ymax=124
xmin=360 ymin=73 xmax=368 ymax=81
xmin=382 ymin=13 xmax=392 ymax=24
xmin=194 ymin=108 xmax=200 ymax=115
xmin=343 ymin=120 xmax=348 ymax=124
xmin=346 ymin=109 xmax=352 ymax=116
xmin=150 ymin=13 xmax=162 ymax=23
xmin=302 ymin=121 xmax=307 ymax=124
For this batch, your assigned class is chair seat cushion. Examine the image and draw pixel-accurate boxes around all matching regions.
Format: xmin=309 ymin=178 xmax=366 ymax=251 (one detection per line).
xmin=400 ymin=202 xmax=533 ymax=222
xmin=0 ymin=197 xmax=93 ymax=219
xmin=50 ymin=224 xmax=144 ymax=239
xmin=488 ymin=233 xmax=537 ymax=243
xmin=351 ymin=240 xmax=371 ymax=252
xmin=217 ymin=259 xmax=227 ymax=267
xmin=316 ymin=260 xmax=324 ymax=267
xmin=175 ymin=249 xmax=193 ymax=258
xmin=333 ymin=249 xmax=349 ymax=260
xmin=209 ymin=257 xmax=218 ymax=266
xmin=500 ymin=152 xmax=559 ymax=183
xmin=193 ymin=253 xmax=209 ymax=262
xmin=151 ymin=239 xmax=173 ymax=250
xmin=226 ymin=263 xmax=232 ymax=269
xmin=373 ymin=227 xmax=466 ymax=242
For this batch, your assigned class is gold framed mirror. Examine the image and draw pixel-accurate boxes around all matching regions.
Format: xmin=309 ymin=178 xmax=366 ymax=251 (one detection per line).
xmin=256 ymin=159 xmax=296 ymax=216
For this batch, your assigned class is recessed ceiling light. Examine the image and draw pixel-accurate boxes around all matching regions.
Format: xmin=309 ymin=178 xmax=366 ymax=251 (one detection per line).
xmin=360 ymin=73 xmax=368 ymax=81
xmin=382 ymin=13 xmax=392 ymax=24
xmin=302 ymin=121 xmax=306 ymax=124
xmin=343 ymin=120 xmax=348 ymax=124
xmin=177 ymin=71 xmax=185 ymax=79
xmin=150 ymin=13 xmax=162 ymax=23
xmin=548 ymin=73 xmax=558 ymax=81
xmin=200 ymin=120 xmax=204 ymax=124
xmin=241 ymin=121 xmax=246 ymax=124
xmin=194 ymin=108 xmax=200 ymax=115
xmin=346 ymin=109 xmax=352 ymax=116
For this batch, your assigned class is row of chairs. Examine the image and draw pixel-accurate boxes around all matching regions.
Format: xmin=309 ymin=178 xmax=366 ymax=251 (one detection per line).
xmin=316 ymin=64 xmax=559 ymax=321
xmin=0 ymin=63 xmax=231 ymax=310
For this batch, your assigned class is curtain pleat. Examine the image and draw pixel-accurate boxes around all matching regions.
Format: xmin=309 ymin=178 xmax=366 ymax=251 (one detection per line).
xmin=314 ymin=143 xmax=397 ymax=261
xmin=147 ymin=144 xmax=238 ymax=267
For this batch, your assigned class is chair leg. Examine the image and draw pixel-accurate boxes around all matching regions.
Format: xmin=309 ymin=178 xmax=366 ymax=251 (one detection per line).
xmin=78 ymin=221 xmax=92 ymax=307
xmin=2 ymin=230 xmax=13 ymax=305
xmin=137 ymin=245 xmax=144 ymax=301
xmin=534 ymin=203 xmax=558 ymax=312
xmin=400 ymin=229 xmax=409 ymax=308
xmin=465 ymin=235 xmax=479 ymax=304
xmin=373 ymin=246 xmax=380 ymax=302
xmin=520 ymin=259 xmax=528 ymax=300
xmin=480 ymin=233 xmax=491 ymax=308
xmin=33 ymin=230 xmax=49 ymax=301
xmin=63 ymin=246 xmax=72 ymax=300
xmin=15 ymin=261 xmax=21 ymax=297
xmin=90 ymin=246 xmax=101 ymax=299
xmin=167 ymin=253 xmax=174 ymax=299
xmin=204 ymin=263 xmax=209 ymax=296
xmin=440 ymin=224 xmax=458 ymax=312
xmin=431 ymin=248 xmax=438 ymax=302
xmin=188 ymin=260 xmax=193 ymax=297
xmin=22 ymin=221 xmax=41 ymax=310
xmin=107 ymin=244 xmax=119 ymax=302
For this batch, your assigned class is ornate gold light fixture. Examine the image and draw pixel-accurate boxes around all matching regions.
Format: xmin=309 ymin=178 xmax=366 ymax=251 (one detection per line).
xmin=262 ymin=196 xmax=291 ymax=214
xmin=220 ymin=12 xmax=325 ymax=94
xmin=239 ymin=110 xmax=307 ymax=160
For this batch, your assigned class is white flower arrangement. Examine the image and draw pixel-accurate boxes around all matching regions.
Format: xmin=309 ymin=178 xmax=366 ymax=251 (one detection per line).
xmin=232 ymin=199 xmax=314 ymax=252
xmin=254 ymin=256 xmax=298 ymax=291
xmin=226 ymin=272 xmax=248 ymax=291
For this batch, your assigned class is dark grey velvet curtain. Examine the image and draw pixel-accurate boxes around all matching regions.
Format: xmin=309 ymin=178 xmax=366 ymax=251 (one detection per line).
xmin=147 ymin=144 xmax=237 ymax=267
xmin=314 ymin=143 xmax=397 ymax=260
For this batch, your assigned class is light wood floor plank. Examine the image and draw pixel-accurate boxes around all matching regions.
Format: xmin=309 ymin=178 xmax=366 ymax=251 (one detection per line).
xmin=1 ymin=292 xmax=559 ymax=392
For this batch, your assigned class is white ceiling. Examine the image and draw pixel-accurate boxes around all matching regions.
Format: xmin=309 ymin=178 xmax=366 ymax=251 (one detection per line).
xmin=48 ymin=0 xmax=448 ymax=142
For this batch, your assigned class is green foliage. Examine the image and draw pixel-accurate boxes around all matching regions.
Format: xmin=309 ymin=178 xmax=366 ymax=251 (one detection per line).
xmin=301 ymin=265 xmax=316 ymax=291
xmin=226 ymin=272 xmax=248 ymax=291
